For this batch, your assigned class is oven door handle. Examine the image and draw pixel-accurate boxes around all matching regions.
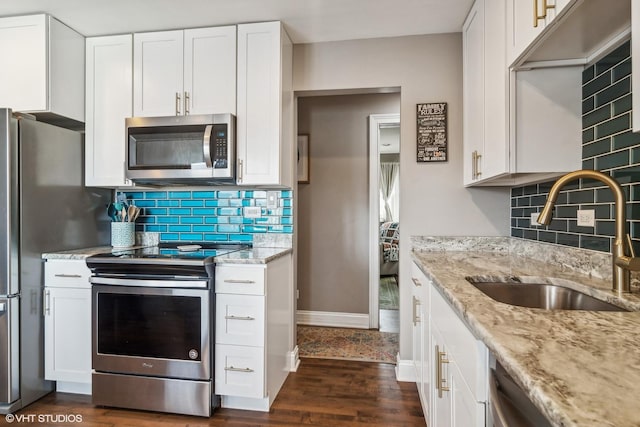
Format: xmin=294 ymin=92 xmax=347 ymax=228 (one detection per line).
xmin=90 ymin=276 xmax=209 ymax=289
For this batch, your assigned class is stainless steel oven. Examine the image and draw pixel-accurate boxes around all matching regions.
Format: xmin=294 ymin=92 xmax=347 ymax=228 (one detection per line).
xmin=92 ymin=283 xmax=211 ymax=380
xmin=86 ymin=243 xmax=248 ymax=417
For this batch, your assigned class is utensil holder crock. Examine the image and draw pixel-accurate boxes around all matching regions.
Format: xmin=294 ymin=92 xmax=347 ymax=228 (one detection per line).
xmin=111 ymin=222 xmax=135 ymax=248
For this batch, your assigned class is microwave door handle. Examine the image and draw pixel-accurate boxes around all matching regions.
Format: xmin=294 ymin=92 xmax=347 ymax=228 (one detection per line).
xmin=203 ymin=125 xmax=213 ymax=168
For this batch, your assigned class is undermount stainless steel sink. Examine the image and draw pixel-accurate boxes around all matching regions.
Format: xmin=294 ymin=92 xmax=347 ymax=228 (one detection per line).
xmin=467 ymin=281 xmax=628 ymax=312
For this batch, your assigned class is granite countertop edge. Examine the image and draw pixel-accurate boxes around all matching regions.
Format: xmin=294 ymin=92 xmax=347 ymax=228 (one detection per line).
xmin=411 ymin=242 xmax=640 ymax=427
xmin=42 ymin=246 xmax=292 ymax=264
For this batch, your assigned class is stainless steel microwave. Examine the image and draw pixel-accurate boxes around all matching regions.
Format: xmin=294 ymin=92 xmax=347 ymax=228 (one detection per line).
xmin=125 ymin=114 xmax=235 ymax=185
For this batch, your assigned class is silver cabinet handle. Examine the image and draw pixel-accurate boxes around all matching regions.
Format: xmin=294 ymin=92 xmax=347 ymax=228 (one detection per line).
xmin=412 ymin=295 xmax=421 ymax=325
xmin=43 ymin=290 xmax=50 ymax=316
xmin=237 ymin=159 xmax=244 ymax=183
xmin=54 ymin=274 xmax=82 ymax=278
xmin=223 ymin=279 xmax=255 ymax=284
xmin=184 ymin=91 xmax=190 ymax=115
xmin=224 ymin=315 xmax=255 ymax=321
xmin=175 ymin=92 xmax=181 ymax=115
xmin=224 ymin=366 xmax=254 ymax=373
xmin=411 ymin=277 xmax=422 ymax=287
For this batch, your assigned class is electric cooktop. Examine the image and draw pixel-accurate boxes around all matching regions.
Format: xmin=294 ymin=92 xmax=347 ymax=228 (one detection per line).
xmin=86 ymin=242 xmax=250 ymax=270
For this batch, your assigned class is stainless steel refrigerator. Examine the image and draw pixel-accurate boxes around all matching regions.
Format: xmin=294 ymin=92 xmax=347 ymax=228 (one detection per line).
xmin=0 ymin=109 xmax=110 ymax=413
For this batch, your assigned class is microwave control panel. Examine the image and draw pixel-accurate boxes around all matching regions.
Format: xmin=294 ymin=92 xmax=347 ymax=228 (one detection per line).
xmin=212 ymin=124 xmax=228 ymax=169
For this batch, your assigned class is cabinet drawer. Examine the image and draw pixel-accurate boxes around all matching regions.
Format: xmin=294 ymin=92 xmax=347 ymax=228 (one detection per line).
xmin=45 ymin=260 xmax=91 ymax=288
xmin=216 ymin=294 xmax=265 ymax=346
xmin=215 ymin=265 xmax=266 ymax=295
xmin=215 ymin=344 xmax=265 ymax=398
xmin=431 ymin=285 xmax=487 ymax=402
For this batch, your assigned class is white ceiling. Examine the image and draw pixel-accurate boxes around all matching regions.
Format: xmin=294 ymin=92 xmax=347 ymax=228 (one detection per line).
xmin=0 ymin=0 xmax=474 ymax=43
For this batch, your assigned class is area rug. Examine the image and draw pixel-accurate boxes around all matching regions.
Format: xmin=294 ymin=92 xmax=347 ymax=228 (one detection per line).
xmin=379 ymin=276 xmax=399 ymax=310
xmin=297 ymin=325 xmax=398 ymax=364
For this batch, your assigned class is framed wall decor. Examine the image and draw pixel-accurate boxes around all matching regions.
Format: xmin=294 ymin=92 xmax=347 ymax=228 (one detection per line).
xmin=416 ymin=102 xmax=447 ymax=162
xmin=297 ymin=134 xmax=310 ymax=183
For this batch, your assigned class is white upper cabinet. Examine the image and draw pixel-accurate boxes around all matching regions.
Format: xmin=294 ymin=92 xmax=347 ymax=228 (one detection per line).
xmin=463 ymin=0 xmax=581 ymax=187
xmin=133 ymin=26 xmax=236 ymax=117
xmin=236 ymin=21 xmax=293 ymax=187
xmin=463 ymin=0 xmax=509 ymax=186
xmin=0 ymin=14 xmax=84 ymax=124
xmin=184 ymin=27 xmax=237 ymax=116
xmin=508 ymin=0 xmax=574 ymax=66
xmin=85 ymin=34 xmax=133 ymax=187
xmin=508 ymin=0 xmax=630 ymax=69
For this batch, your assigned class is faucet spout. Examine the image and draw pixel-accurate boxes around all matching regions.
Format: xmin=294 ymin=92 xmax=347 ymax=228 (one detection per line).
xmin=537 ymin=170 xmax=632 ymax=294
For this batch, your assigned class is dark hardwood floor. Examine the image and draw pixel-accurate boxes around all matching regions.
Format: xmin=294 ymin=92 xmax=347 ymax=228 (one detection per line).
xmin=14 ymin=359 xmax=426 ymax=426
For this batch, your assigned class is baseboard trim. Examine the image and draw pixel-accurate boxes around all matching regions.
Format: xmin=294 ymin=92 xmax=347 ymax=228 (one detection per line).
xmin=296 ymin=310 xmax=369 ymax=329
xmin=395 ymin=355 xmax=416 ymax=382
xmin=288 ymin=345 xmax=300 ymax=372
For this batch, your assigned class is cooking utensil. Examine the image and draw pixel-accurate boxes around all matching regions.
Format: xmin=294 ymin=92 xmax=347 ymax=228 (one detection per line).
xmin=131 ymin=206 xmax=141 ymax=222
xmin=107 ymin=203 xmax=117 ymax=221
xmin=120 ymin=207 xmax=127 ymax=222
xmin=127 ymin=205 xmax=136 ymax=222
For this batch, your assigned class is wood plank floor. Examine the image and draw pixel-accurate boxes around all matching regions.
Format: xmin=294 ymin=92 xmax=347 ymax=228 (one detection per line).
xmin=16 ymin=359 xmax=426 ymax=426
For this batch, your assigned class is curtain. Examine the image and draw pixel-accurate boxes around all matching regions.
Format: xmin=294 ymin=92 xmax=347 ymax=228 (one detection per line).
xmin=379 ymin=162 xmax=399 ymax=222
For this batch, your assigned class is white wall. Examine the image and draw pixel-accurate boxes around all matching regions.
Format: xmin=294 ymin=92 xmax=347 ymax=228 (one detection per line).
xmin=293 ymin=33 xmax=510 ymax=360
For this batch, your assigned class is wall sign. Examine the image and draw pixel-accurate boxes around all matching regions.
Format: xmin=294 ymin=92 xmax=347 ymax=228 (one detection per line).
xmin=416 ymin=102 xmax=447 ymax=162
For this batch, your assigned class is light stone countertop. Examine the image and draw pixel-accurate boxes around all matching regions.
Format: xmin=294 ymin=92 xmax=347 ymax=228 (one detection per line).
xmin=412 ymin=238 xmax=640 ymax=427
xmin=42 ymin=245 xmax=291 ymax=264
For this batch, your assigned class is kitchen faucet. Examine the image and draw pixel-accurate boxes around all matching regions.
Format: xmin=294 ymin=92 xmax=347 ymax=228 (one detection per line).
xmin=537 ymin=169 xmax=640 ymax=294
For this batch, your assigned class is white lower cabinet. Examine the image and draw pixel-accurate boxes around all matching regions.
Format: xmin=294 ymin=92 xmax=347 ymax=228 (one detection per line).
xmin=412 ymin=260 xmax=488 ymax=426
xmin=214 ymin=254 xmax=294 ymax=411
xmin=411 ymin=262 xmax=430 ymax=416
xmin=43 ymin=259 xmax=92 ymax=394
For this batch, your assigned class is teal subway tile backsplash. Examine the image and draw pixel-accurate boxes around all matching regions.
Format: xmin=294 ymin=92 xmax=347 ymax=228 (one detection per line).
xmin=125 ymin=189 xmax=293 ymax=243
xmin=511 ymin=39 xmax=640 ymax=254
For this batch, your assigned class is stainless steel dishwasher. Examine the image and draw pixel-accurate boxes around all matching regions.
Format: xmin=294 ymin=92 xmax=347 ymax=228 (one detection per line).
xmin=488 ymin=356 xmax=552 ymax=427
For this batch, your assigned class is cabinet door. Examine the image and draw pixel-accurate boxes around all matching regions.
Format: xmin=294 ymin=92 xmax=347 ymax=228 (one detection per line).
xmin=451 ymin=362 xmax=485 ymax=427
xmin=215 ymin=344 xmax=265 ymax=398
xmin=184 ymin=26 xmax=236 ymax=115
xmin=411 ymin=290 xmax=423 ymax=387
xmin=462 ymin=0 xmax=485 ymax=185
xmin=507 ymin=0 xmax=545 ymax=65
xmin=216 ymin=293 xmax=265 ymax=346
xmin=236 ymin=22 xmax=283 ymax=185
xmin=85 ymin=35 xmax=133 ymax=187
xmin=133 ymin=30 xmax=184 ymax=117
xmin=0 ymin=15 xmax=47 ymax=113
xmin=431 ymin=325 xmax=452 ymax=427
xmin=44 ymin=287 xmax=91 ymax=383
xmin=48 ymin=16 xmax=85 ymax=123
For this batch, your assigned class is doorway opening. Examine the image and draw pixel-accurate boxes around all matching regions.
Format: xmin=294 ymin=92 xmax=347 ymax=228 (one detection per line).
xmin=369 ymin=114 xmax=400 ymax=333
xmin=295 ymin=90 xmax=400 ymax=363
